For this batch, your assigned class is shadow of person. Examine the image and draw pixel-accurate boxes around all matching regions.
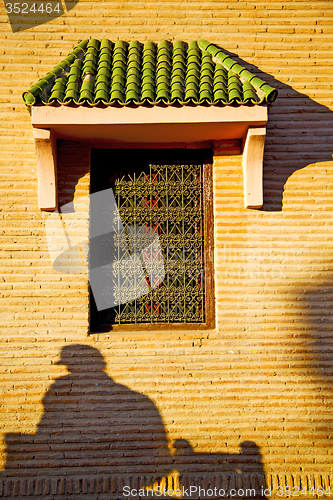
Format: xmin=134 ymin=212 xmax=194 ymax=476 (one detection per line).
xmin=172 ymin=439 xmax=268 ymax=499
xmin=3 ymin=344 xmax=173 ymax=497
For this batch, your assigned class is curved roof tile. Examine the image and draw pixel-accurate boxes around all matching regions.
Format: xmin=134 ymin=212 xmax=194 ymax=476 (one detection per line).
xmin=22 ymin=39 xmax=278 ymax=108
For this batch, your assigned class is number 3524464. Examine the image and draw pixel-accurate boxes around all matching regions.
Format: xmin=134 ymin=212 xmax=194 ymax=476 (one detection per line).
xmin=277 ymin=486 xmax=331 ymax=497
xmin=5 ymin=3 xmax=61 ymax=14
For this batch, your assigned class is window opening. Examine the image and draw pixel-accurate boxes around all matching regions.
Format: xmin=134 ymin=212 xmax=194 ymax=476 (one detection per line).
xmin=90 ymin=149 xmax=214 ymax=330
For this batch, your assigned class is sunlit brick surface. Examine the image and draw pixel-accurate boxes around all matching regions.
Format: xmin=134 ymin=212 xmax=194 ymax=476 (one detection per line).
xmin=1 ymin=1 xmax=333 ymax=497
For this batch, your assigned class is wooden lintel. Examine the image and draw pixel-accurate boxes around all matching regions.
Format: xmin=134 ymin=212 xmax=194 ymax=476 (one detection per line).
xmin=242 ymin=127 xmax=266 ymax=209
xmin=33 ymin=128 xmax=57 ymax=211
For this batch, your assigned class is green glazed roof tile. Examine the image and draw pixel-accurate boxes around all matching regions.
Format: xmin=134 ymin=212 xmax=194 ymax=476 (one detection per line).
xmin=23 ymin=39 xmax=278 ymax=108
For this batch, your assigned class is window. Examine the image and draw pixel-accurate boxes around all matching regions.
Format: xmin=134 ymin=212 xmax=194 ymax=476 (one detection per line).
xmin=90 ymin=149 xmax=214 ymax=331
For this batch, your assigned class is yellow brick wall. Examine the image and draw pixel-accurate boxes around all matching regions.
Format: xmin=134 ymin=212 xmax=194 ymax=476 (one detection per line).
xmin=1 ymin=0 xmax=333 ymax=498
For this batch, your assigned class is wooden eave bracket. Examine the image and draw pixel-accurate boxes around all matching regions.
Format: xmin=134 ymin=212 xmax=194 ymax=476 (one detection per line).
xmin=33 ymin=128 xmax=57 ymax=211
xmin=242 ymin=127 xmax=266 ymax=209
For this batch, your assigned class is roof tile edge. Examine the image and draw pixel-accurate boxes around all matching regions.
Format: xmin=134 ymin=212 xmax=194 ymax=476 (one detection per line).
xmin=22 ymin=40 xmax=89 ymax=106
xmin=197 ymin=39 xmax=278 ymax=105
xmin=22 ymin=39 xmax=278 ymax=108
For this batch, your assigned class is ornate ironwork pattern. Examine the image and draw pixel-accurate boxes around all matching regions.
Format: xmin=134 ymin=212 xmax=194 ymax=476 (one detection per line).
xmin=100 ymin=161 xmax=205 ymax=325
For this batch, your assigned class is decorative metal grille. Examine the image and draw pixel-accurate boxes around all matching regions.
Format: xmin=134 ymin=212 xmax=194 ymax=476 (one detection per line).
xmin=92 ymin=154 xmax=206 ymax=326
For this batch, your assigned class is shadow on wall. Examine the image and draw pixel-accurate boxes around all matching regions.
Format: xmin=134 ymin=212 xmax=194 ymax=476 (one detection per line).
xmin=224 ymin=50 xmax=333 ymax=470
xmin=56 ymin=140 xmax=90 ymax=213
xmin=6 ymin=0 xmax=79 ymax=33
xmin=173 ymin=440 xmax=267 ymax=499
xmin=275 ymin=283 xmax=333 ymax=476
xmin=2 ymin=344 xmax=268 ymax=499
xmin=220 ymin=49 xmax=333 ymax=212
xmin=294 ymin=283 xmax=333 ymax=397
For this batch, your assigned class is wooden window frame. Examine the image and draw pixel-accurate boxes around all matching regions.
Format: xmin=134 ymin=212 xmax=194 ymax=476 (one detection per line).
xmin=89 ymin=147 xmax=215 ymax=333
